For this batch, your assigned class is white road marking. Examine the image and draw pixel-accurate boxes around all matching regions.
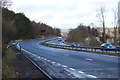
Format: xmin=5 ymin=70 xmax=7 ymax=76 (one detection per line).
xmin=67 ymin=68 xmax=97 ymax=78
xmin=32 ymin=54 xmax=35 ymax=56
xmin=78 ymin=71 xmax=84 ymax=74
xmin=87 ymin=75 xmax=97 ymax=78
xmin=62 ymin=65 xmax=67 ymax=68
xmin=57 ymin=63 xmax=61 ymax=66
xmin=47 ymin=60 xmax=51 ymax=62
xmin=101 ymin=55 xmax=118 ymax=58
xmin=52 ymin=61 xmax=55 ymax=64
xmin=44 ymin=58 xmax=47 ymax=61
xmin=70 ymin=68 xmax=75 ymax=71
xmin=27 ymin=51 xmax=30 ymax=54
xmin=17 ymin=43 xmax=97 ymax=78
xmin=85 ymin=58 xmax=93 ymax=61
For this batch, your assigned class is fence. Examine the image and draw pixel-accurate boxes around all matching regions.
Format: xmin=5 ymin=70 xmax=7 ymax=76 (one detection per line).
xmin=41 ymin=42 xmax=120 ymax=53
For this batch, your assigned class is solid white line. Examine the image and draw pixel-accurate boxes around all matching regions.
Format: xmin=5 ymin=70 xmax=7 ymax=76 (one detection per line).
xmin=101 ymin=55 xmax=118 ymax=58
xmin=32 ymin=54 xmax=36 ymax=56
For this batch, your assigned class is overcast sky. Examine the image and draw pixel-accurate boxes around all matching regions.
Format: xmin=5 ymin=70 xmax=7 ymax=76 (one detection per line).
xmin=9 ymin=0 xmax=119 ymax=30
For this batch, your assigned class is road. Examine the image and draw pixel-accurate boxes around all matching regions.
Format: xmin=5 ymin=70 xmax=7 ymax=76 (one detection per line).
xmin=47 ymin=38 xmax=120 ymax=53
xmin=16 ymin=37 xmax=120 ymax=78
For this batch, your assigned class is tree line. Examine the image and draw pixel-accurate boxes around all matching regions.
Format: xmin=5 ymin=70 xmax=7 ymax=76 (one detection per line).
xmin=96 ymin=6 xmax=120 ymax=45
xmin=2 ymin=8 xmax=61 ymax=54
xmin=66 ymin=24 xmax=100 ymax=46
xmin=67 ymin=4 xmax=120 ymax=46
xmin=2 ymin=8 xmax=61 ymax=44
xmin=32 ymin=21 xmax=61 ymax=38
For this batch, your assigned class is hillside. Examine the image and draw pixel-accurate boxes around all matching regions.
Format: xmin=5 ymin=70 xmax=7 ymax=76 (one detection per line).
xmin=2 ymin=8 xmax=61 ymax=44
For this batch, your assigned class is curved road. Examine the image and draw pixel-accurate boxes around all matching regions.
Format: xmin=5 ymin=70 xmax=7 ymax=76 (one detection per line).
xmin=17 ymin=37 xmax=119 ymax=78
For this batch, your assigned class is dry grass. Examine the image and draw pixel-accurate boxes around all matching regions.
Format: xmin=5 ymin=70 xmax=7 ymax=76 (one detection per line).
xmin=2 ymin=48 xmax=16 ymax=78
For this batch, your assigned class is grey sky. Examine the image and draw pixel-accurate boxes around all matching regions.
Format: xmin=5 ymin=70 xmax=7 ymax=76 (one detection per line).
xmin=9 ymin=0 xmax=119 ymax=29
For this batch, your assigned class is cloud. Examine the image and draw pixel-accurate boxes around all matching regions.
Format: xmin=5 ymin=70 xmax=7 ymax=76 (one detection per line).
xmin=9 ymin=0 xmax=119 ymax=29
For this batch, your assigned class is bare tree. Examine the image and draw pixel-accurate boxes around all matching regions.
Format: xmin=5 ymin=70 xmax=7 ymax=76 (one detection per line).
xmin=96 ymin=6 xmax=106 ymax=43
xmin=0 ymin=0 xmax=12 ymax=8
xmin=118 ymin=1 xmax=120 ymax=45
xmin=112 ymin=6 xmax=118 ymax=45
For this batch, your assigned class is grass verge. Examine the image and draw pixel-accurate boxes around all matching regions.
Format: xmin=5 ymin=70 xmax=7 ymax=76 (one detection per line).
xmin=2 ymin=48 xmax=16 ymax=78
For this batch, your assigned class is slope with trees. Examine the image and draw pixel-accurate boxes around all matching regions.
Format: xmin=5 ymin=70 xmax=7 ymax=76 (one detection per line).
xmin=2 ymin=8 xmax=34 ymax=44
xmin=2 ymin=8 xmax=61 ymax=44
xmin=32 ymin=21 xmax=61 ymax=38
xmin=2 ymin=8 xmax=61 ymax=56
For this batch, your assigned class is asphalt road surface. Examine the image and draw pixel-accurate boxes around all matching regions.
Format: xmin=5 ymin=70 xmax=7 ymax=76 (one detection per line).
xmin=16 ymin=37 xmax=120 ymax=78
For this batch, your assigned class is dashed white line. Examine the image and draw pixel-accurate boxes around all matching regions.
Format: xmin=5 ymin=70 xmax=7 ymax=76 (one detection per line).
xmin=44 ymin=58 xmax=47 ymax=61
xmin=78 ymin=71 xmax=84 ymax=74
xmin=17 ymin=43 xmax=97 ymax=78
xmin=87 ymin=75 xmax=97 ymax=78
xmin=47 ymin=60 xmax=51 ymax=62
xmin=52 ymin=61 xmax=55 ymax=64
xmin=85 ymin=58 xmax=93 ymax=61
xmin=70 ymin=68 xmax=75 ymax=71
xmin=57 ymin=63 xmax=61 ymax=66
xmin=62 ymin=65 xmax=67 ymax=68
